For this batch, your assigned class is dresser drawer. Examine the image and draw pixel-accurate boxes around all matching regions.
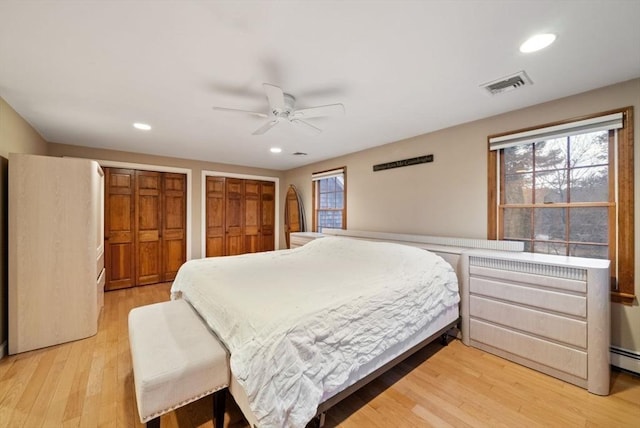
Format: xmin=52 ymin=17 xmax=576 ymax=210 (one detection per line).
xmin=470 ymin=295 xmax=586 ymax=348
xmin=470 ymin=265 xmax=586 ymax=293
xmin=470 ymin=318 xmax=587 ymax=379
xmin=470 ymin=277 xmax=586 ymax=317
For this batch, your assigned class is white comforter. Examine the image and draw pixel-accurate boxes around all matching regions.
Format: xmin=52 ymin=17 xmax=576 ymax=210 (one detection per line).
xmin=170 ymin=237 xmax=459 ymax=427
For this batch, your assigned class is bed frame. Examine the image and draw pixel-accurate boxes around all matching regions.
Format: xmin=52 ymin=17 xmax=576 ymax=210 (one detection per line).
xmin=232 ymin=229 xmax=610 ymax=427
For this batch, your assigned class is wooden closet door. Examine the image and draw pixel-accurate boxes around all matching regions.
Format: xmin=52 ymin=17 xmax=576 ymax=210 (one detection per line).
xmin=225 ymin=178 xmax=244 ymax=255
xmin=136 ymin=171 xmax=162 ymax=285
xmin=162 ymin=173 xmax=186 ymax=281
xmin=260 ymin=181 xmax=275 ymax=251
xmin=104 ymin=168 xmax=136 ymax=290
xmin=243 ymin=180 xmax=261 ymax=254
xmin=206 ymin=177 xmax=226 ymax=257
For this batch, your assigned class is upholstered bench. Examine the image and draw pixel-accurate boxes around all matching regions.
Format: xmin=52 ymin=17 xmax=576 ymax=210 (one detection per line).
xmin=128 ymin=299 xmax=230 ymax=428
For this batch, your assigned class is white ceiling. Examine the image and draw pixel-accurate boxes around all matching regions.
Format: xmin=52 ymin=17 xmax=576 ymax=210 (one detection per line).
xmin=1 ymin=1 xmax=639 ymax=171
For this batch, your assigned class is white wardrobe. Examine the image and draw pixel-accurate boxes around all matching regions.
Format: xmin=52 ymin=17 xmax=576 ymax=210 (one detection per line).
xmin=9 ymin=153 xmax=105 ymax=354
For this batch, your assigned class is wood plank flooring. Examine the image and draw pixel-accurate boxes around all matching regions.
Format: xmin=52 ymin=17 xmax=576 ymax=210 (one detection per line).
xmin=1 ymin=282 xmax=639 ymax=427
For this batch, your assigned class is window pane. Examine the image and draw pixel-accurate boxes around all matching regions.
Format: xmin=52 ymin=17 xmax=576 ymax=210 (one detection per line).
xmin=534 ymin=207 xmax=566 ymax=242
xmin=570 ymin=166 xmax=608 ymax=202
xmin=570 ymin=131 xmax=608 ymax=168
xmin=329 ymin=193 xmax=337 ymax=209
xmin=320 ymin=193 xmax=328 ymax=208
xmin=314 ymin=172 xmax=345 ymax=232
xmin=569 ymin=207 xmax=608 ymax=243
xmin=569 ymin=244 xmax=608 ymax=259
xmin=504 ymin=145 xmax=533 ymax=174
xmin=535 ymin=170 xmax=568 ymax=203
xmin=532 ymin=241 xmax=567 ymax=256
xmin=327 ymin=177 xmax=335 ymax=192
xmin=504 ymin=173 xmax=532 ymax=204
xmin=334 ymin=213 xmax=342 ymax=228
xmin=535 ymin=138 xmax=567 ymax=171
xmin=503 ymin=208 xmax=531 ymax=240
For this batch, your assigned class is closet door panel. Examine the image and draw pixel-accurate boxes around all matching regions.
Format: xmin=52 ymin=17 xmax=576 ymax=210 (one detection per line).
xmin=206 ymin=177 xmax=226 ymax=257
xmin=136 ymin=171 xmax=162 ymax=285
xmin=244 ymin=180 xmax=261 ymax=254
xmin=260 ymin=181 xmax=275 ymax=252
xmin=225 ymin=178 xmax=244 ymax=256
xmin=206 ymin=176 xmax=275 ymax=256
xmin=162 ymin=173 xmax=186 ymax=280
xmin=105 ymin=168 xmax=135 ymax=290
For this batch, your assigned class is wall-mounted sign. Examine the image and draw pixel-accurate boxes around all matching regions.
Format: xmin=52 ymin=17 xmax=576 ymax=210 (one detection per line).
xmin=373 ymin=154 xmax=433 ymax=172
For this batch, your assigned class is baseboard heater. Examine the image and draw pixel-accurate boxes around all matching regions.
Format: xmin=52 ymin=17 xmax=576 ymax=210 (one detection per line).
xmin=611 ymin=346 xmax=640 ymax=375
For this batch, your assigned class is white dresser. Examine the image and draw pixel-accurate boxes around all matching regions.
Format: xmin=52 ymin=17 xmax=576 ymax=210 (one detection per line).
xmin=9 ymin=154 xmax=105 ymax=354
xmin=461 ymin=250 xmax=610 ymax=395
xmin=290 ymin=232 xmax=324 ymax=248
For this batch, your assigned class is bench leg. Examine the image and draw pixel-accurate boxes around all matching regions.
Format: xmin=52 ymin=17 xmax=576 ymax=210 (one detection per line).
xmin=213 ymin=388 xmax=226 ymax=428
xmin=147 ymin=416 xmax=160 ymax=428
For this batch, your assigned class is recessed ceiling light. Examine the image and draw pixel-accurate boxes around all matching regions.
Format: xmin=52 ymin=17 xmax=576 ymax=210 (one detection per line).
xmin=133 ymin=122 xmax=151 ymax=131
xmin=520 ymin=33 xmax=556 ymax=53
xmin=270 ymin=147 xmax=282 ymax=153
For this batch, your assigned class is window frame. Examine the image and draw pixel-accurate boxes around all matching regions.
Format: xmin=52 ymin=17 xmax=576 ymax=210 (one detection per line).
xmin=312 ymin=166 xmax=347 ymax=232
xmin=487 ymin=107 xmax=635 ymax=304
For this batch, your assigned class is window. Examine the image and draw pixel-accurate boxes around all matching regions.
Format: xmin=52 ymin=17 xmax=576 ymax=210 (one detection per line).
xmin=312 ymin=167 xmax=346 ymax=233
xmin=488 ymin=108 xmax=634 ymax=304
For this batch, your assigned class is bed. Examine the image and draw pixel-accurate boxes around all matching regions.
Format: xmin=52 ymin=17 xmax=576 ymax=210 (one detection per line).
xmin=170 ymin=236 xmax=460 ymax=427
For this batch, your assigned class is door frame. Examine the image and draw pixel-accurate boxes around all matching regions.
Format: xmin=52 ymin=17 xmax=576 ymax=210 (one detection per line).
xmin=201 ymin=170 xmax=280 ymax=257
xmin=98 ymin=160 xmax=193 ymax=261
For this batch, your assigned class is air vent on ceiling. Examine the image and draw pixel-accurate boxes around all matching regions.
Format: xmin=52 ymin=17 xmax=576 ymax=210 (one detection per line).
xmin=481 ymin=71 xmax=532 ymax=95
xmin=292 ymin=152 xmax=308 ymax=156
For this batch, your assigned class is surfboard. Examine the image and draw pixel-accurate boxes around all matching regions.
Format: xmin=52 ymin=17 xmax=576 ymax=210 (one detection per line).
xmin=284 ymin=185 xmax=306 ymax=248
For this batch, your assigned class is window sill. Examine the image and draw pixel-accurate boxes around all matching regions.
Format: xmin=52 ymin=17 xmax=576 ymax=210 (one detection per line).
xmin=611 ymin=291 xmax=636 ymax=305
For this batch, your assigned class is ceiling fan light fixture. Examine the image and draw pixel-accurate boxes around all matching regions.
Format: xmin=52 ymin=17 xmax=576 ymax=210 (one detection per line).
xmin=133 ymin=122 xmax=151 ymax=131
xmin=520 ymin=33 xmax=556 ymax=53
xmin=212 ymin=83 xmax=344 ymax=136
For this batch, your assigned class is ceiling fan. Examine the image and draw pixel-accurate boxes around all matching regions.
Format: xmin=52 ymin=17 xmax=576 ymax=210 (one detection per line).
xmin=212 ymin=83 xmax=345 ymax=135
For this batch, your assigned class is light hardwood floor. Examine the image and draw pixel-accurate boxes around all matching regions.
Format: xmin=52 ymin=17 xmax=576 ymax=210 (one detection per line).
xmin=1 ymin=283 xmax=639 ymax=427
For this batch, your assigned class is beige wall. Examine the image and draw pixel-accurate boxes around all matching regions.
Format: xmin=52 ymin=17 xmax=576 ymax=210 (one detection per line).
xmin=48 ymin=143 xmax=286 ymax=260
xmin=0 ymin=97 xmax=49 ymax=159
xmin=284 ymin=78 xmax=640 ymax=354
xmin=0 ymin=97 xmax=49 ymax=355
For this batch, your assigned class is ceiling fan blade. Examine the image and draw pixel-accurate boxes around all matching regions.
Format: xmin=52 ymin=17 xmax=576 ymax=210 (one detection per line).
xmin=212 ymin=106 xmax=268 ymax=118
xmin=291 ymin=119 xmax=322 ymax=135
xmin=252 ymin=119 xmax=279 ymax=135
xmin=263 ymin=83 xmax=285 ymax=111
xmin=291 ymin=103 xmax=345 ymax=119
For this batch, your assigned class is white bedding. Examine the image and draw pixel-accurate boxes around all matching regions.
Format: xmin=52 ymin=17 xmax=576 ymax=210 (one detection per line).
xmin=170 ymin=237 xmax=459 ymax=428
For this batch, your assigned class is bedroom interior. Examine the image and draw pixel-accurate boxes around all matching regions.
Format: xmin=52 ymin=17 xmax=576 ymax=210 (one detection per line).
xmin=1 ymin=1 xmax=640 ymax=427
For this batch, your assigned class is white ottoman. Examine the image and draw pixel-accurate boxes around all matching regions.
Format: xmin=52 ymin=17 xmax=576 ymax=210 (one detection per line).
xmin=129 ymin=299 xmax=230 ymax=428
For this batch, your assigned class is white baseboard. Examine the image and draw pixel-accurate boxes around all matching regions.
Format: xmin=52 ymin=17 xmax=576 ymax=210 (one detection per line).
xmin=0 ymin=340 xmax=6 ymax=360
xmin=611 ymin=346 xmax=640 ymax=375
